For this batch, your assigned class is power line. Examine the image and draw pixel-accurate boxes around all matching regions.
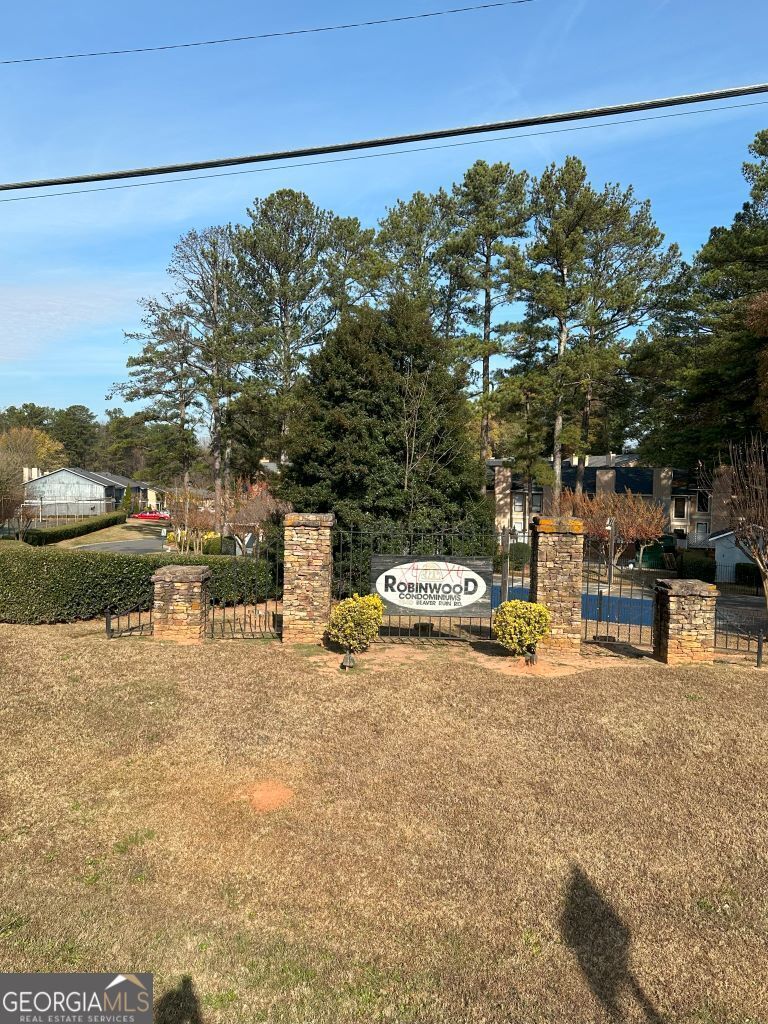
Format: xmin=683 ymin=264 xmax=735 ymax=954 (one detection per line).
xmin=3 ymin=82 xmax=768 ymax=194
xmin=0 ymin=1 xmax=535 ymax=65
xmin=2 ymin=98 xmax=766 ymax=205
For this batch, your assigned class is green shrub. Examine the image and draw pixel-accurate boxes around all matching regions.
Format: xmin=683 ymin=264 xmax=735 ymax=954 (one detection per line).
xmin=202 ymin=535 xmax=222 ymax=555
xmin=0 ymin=543 xmax=276 ymax=624
xmin=509 ymin=542 xmax=531 ymax=571
xmin=24 ymin=512 xmax=127 ymax=547
xmin=327 ymin=593 xmax=384 ymax=653
xmin=678 ymin=552 xmax=716 ymax=582
xmin=493 ymin=600 xmax=551 ymax=655
xmin=734 ymin=561 xmax=761 ymax=587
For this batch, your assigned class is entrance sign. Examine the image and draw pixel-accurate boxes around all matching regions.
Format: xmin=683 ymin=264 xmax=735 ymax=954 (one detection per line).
xmin=371 ymin=555 xmax=492 ymax=617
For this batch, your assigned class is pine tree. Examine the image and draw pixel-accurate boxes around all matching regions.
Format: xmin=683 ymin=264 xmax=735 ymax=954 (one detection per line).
xmin=630 ymin=130 xmax=768 ymax=464
xmin=448 ymin=161 xmax=529 ymax=465
xmin=518 ymin=157 xmax=677 ymax=503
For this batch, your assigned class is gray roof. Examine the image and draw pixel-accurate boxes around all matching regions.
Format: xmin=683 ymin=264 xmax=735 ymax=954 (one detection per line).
xmin=707 ymin=529 xmax=734 ymax=542
xmin=96 ymin=471 xmax=145 ymax=489
xmin=23 ymin=467 xmax=117 ymax=490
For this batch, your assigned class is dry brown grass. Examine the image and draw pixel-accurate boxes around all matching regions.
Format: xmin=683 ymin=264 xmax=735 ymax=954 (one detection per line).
xmin=0 ymin=623 xmax=766 ymax=1023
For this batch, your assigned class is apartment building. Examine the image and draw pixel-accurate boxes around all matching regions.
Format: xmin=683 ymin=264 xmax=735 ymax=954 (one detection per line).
xmin=490 ymin=455 xmax=730 ymax=546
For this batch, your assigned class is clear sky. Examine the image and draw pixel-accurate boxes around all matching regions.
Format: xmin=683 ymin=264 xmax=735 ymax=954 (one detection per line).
xmin=1 ymin=0 xmax=766 ymax=416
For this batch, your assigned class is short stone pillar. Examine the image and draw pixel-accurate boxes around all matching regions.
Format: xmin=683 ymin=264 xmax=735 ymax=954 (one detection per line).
xmin=150 ymin=564 xmax=210 ymax=645
xmin=653 ymin=579 xmax=719 ymax=665
xmin=529 ymin=517 xmax=584 ymax=652
xmin=282 ymin=512 xmax=335 ymax=644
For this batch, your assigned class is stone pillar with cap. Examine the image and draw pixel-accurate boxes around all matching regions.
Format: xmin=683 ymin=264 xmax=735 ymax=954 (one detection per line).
xmin=282 ymin=512 xmax=335 ymax=644
xmin=150 ymin=564 xmax=210 ymax=645
xmin=653 ymin=578 xmax=719 ymax=665
xmin=529 ymin=517 xmax=584 ymax=652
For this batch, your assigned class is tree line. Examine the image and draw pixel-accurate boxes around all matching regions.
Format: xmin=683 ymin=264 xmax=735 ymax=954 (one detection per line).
xmin=109 ymin=153 xmax=686 ymax=528
xmin=3 ymin=131 xmax=767 ymax=532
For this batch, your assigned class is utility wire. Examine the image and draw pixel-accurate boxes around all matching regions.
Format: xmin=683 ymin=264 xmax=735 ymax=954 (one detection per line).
xmin=0 ymin=1 xmax=535 ymax=65
xmin=2 ymin=98 xmax=767 ymax=205
xmin=2 ymin=82 xmax=768 ymax=194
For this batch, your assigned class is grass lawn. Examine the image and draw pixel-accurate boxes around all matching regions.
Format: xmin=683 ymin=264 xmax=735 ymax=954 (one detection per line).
xmin=0 ymin=624 xmax=766 ymax=1023
xmin=55 ymin=520 xmax=163 ymax=548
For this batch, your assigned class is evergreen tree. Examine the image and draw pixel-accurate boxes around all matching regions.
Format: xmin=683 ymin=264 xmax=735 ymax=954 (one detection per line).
xmin=110 ymin=298 xmax=202 ymax=487
xmin=448 ymin=160 xmax=530 ymax=464
xmin=280 ymin=297 xmax=488 ymax=530
xmin=630 ymin=130 xmax=768 ymax=464
xmin=232 ymin=189 xmax=374 ymax=459
xmin=376 ymin=189 xmax=465 ymax=342
xmin=518 ymin=157 xmax=677 ymax=502
xmin=50 ymin=405 xmax=100 ymax=468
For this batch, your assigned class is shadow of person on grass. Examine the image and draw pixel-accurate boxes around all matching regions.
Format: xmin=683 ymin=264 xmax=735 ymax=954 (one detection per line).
xmin=154 ymin=975 xmax=205 ymax=1024
xmin=559 ymin=865 xmax=665 ymax=1023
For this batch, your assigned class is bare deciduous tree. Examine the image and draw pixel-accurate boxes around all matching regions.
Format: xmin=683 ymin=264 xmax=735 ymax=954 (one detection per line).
xmin=222 ymin=480 xmax=290 ymax=554
xmin=704 ymin=437 xmax=768 ymax=606
xmin=166 ymin=489 xmax=216 ymax=554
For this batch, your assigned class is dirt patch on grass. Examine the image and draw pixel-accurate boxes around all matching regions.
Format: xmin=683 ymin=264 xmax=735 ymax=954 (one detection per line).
xmin=231 ymin=780 xmax=294 ymax=813
xmin=0 ymin=623 xmax=766 ymax=1023
xmin=295 ymin=637 xmax=650 ymax=679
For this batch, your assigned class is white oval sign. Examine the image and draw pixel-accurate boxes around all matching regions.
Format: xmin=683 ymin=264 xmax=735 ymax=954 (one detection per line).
xmin=374 ymin=559 xmax=487 ymax=614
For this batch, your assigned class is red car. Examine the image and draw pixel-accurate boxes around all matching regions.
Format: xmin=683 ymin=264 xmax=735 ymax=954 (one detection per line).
xmin=131 ymin=510 xmax=171 ymax=521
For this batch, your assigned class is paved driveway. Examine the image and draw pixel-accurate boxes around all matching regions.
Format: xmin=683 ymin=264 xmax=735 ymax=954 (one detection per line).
xmin=77 ymin=537 xmax=165 ymax=554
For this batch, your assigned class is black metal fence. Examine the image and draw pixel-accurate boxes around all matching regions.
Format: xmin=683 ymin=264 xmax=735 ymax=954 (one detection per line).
xmin=106 ymin=595 xmax=153 ymax=638
xmin=714 ymin=607 xmax=767 ymax=660
xmin=333 ymin=524 xmax=528 ymax=643
xmin=208 ymin=528 xmax=283 ymax=639
xmin=582 ymin=542 xmax=655 ymax=649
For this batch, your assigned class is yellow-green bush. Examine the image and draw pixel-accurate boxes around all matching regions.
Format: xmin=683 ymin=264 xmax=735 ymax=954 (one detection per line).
xmin=493 ymin=600 xmax=551 ymax=655
xmin=327 ymin=593 xmax=384 ymax=653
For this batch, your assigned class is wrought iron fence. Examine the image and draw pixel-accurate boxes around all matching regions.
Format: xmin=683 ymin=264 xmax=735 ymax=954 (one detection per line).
xmin=714 ymin=607 xmax=767 ymax=660
xmin=106 ymin=595 xmax=153 ymax=638
xmin=582 ymin=541 xmax=655 ymax=649
xmin=208 ymin=528 xmax=283 ymax=640
xmin=332 ymin=523 xmax=521 ymax=643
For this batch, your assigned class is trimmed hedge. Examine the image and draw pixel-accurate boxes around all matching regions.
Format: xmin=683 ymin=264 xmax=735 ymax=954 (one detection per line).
xmin=0 ymin=542 xmax=276 ymax=624
xmin=509 ymin=542 xmax=531 ymax=571
xmin=678 ymin=552 xmax=716 ymax=583
xmin=24 ymin=512 xmax=127 ymax=546
xmin=734 ymin=561 xmax=761 ymax=588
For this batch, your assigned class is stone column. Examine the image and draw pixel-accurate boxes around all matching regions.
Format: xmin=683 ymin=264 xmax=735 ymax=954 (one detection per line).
xmin=529 ymin=517 xmax=584 ymax=652
xmin=653 ymin=579 xmax=719 ymax=665
xmin=282 ymin=512 xmax=335 ymax=644
xmin=150 ymin=564 xmax=210 ymax=645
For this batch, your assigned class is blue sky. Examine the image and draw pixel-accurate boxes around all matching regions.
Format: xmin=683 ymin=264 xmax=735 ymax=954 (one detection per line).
xmin=1 ymin=0 xmax=766 ymax=416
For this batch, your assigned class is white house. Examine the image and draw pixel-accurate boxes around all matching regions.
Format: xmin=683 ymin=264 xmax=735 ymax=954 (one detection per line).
xmin=707 ymin=529 xmax=756 ymax=583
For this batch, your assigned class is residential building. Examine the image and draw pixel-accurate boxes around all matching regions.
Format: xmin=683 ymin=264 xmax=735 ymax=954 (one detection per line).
xmin=490 ymin=455 xmax=730 ymax=546
xmin=707 ymin=529 xmax=757 ymax=583
xmin=22 ymin=468 xmax=151 ymax=518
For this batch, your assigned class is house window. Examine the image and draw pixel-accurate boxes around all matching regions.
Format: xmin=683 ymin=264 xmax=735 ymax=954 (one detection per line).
xmin=531 ymin=493 xmax=543 ymax=513
xmin=697 ymin=491 xmax=710 ymax=513
xmin=695 ymin=521 xmax=709 ymax=539
xmin=513 ymin=494 xmax=524 ymax=513
xmin=673 ymin=496 xmax=687 ymax=520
